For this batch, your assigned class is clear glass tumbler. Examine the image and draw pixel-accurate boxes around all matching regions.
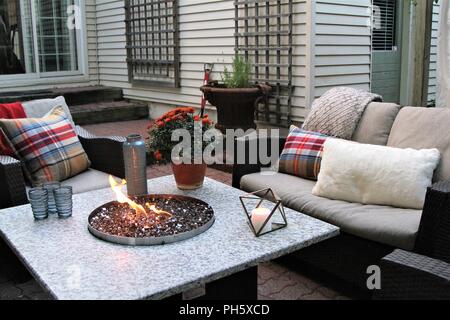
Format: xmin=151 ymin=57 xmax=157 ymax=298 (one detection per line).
xmin=28 ymin=188 xmax=49 ymax=220
xmin=54 ymin=186 xmax=73 ymax=219
xmin=43 ymin=182 xmax=61 ymax=215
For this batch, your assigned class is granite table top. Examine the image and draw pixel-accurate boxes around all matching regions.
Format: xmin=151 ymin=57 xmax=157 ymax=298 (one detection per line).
xmin=0 ymin=176 xmax=339 ymax=300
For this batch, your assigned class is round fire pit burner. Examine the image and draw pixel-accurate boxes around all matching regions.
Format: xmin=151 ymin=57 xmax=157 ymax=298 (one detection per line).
xmin=88 ymin=194 xmax=215 ymax=246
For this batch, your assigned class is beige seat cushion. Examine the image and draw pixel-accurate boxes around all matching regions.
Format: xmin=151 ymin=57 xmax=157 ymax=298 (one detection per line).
xmin=61 ymin=169 xmax=114 ymax=194
xmin=388 ymin=107 xmax=450 ymax=182
xmin=240 ymin=173 xmax=421 ymax=250
xmin=352 ymin=102 xmax=401 ymax=146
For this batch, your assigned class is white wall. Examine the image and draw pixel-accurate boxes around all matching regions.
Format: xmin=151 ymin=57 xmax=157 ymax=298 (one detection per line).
xmin=95 ymin=0 xmax=311 ymax=122
xmin=311 ymin=0 xmax=372 ymax=100
xmin=94 ymin=0 xmax=372 ymax=123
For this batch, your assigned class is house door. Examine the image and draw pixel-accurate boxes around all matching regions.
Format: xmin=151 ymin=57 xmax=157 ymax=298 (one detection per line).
xmin=0 ymin=0 xmax=82 ymax=77
xmin=371 ymin=0 xmax=403 ymax=103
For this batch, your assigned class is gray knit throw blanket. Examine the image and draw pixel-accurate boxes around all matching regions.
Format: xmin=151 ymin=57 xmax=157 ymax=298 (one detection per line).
xmin=302 ymin=87 xmax=382 ymax=139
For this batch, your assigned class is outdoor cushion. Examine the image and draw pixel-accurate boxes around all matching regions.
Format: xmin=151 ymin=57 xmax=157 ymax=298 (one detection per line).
xmin=61 ymin=169 xmax=115 ymax=194
xmin=0 ymin=102 xmax=26 ymax=157
xmin=240 ymin=172 xmax=422 ymax=250
xmin=313 ymin=139 xmax=440 ymax=210
xmin=22 ymin=96 xmax=74 ymax=127
xmin=278 ymin=127 xmax=330 ymax=180
xmin=0 ymin=106 xmax=90 ymax=186
xmin=352 ymin=102 xmax=401 ymax=146
xmin=26 ymin=169 xmax=118 ymax=195
xmin=388 ymin=107 xmax=450 ymax=182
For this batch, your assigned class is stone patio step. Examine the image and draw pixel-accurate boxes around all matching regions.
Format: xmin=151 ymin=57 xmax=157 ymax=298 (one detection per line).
xmin=71 ymin=100 xmax=149 ymax=125
xmin=0 ymin=86 xmax=123 ymax=106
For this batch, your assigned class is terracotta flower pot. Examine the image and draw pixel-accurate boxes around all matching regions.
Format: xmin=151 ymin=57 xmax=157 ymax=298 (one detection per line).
xmin=171 ymin=163 xmax=207 ymax=190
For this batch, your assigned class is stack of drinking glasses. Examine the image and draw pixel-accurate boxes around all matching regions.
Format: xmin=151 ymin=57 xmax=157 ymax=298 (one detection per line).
xmin=28 ymin=182 xmax=73 ymax=220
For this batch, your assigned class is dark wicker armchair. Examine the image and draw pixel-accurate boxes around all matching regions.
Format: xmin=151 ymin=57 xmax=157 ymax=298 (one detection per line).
xmin=233 ymin=134 xmax=450 ymax=300
xmin=0 ymin=126 xmax=126 ymax=210
xmin=375 ymin=181 xmax=450 ymax=300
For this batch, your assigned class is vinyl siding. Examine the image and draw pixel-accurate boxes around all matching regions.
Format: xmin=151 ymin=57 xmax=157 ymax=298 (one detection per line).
xmin=94 ymin=0 xmax=372 ymax=122
xmin=95 ymin=0 xmax=310 ymax=122
xmin=312 ymin=0 xmax=372 ymax=99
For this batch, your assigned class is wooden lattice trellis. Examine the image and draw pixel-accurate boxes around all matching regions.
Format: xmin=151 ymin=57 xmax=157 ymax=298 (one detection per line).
xmin=125 ymin=0 xmax=180 ymax=87
xmin=235 ymin=0 xmax=294 ymax=127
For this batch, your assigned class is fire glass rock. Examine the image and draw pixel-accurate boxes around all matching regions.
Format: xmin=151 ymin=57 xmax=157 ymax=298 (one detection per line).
xmin=89 ymin=196 xmax=214 ymax=239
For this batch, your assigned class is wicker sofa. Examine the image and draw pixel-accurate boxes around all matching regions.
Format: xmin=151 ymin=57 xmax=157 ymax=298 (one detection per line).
xmin=233 ymin=102 xmax=450 ymax=299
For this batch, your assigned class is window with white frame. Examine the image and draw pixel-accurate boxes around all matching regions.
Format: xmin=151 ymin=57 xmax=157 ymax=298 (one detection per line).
xmin=0 ymin=0 xmax=81 ymax=76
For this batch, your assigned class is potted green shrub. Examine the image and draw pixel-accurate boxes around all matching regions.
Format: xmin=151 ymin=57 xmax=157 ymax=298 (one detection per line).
xmin=200 ymin=55 xmax=271 ymax=132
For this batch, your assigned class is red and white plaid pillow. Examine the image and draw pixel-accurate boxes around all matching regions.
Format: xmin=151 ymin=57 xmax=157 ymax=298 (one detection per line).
xmin=0 ymin=106 xmax=90 ymax=186
xmin=279 ymin=126 xmax=330 ymax=180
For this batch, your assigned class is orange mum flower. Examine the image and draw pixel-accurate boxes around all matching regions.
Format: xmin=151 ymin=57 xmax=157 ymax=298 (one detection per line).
xmin=154 ymin=151 xmax=163 ymax=161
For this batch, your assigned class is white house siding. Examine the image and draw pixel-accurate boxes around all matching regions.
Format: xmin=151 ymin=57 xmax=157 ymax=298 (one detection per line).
xmin=94 ymin=0 xmax=311 ymax=122
xmin=428 ymin=2 xmax=440 ymax=104
xmin=311 ymin=0 xmax=372 ymax=100
xmin=85 ymin=0 xmax=100 ymax=85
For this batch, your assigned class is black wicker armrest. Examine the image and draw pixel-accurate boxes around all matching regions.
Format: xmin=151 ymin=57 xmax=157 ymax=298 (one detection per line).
xmin=232 ymin=131 xmax=286 ymax=189
xmin=0 ymin=156 xmax=28 ymax=209
xmin=415 ymin=180 xmax=450 ymax=263
xmin=374 ymin=249 xmax=450 ymax=300
xmin=75 ymin=126 xmax=126 ymax=179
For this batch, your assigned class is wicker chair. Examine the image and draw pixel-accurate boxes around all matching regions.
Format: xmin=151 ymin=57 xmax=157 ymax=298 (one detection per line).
xmin=374 ymin=181 xmax=450 ymax=299
xmin=0 ymin=126 xmax=126 ymax=210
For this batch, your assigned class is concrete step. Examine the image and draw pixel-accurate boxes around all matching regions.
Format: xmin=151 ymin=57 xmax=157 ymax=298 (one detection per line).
xmin=70 ymin=100 xmax=149 ymax=125
xmin=0 ymin=86 xmax=123 ymax=105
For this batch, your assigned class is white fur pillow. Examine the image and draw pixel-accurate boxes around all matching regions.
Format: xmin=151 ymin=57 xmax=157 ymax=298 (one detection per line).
xmin=312 ymin=139 xmax=440 ymax=209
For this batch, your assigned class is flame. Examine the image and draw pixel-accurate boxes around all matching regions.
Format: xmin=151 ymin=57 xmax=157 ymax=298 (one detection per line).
xmin=109 ymin=176 xmax=147 ymax=218
xmin=146 ymin=203 xmax=172 ymax=219
xmin=109 ymin=176 xmax=172 ymax=220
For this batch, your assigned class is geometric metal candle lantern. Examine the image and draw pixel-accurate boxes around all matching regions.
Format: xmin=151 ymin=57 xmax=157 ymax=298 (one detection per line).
xmin=239 ymin=188 xmax=288 ymax=237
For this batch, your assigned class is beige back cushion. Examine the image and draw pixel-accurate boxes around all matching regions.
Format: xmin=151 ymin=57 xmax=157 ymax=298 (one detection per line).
xmin=388 ymin=107 xmax=450 ymax=182
xmin=22 ymin=96 xmax=74 ymax=126
xmin=352 ymin=102 xmax=401 ymax=146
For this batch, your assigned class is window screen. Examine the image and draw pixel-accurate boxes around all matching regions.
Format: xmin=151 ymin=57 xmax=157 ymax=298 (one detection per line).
xmin=125 ymin=0 xmax=180 ymax=87
xmin=372 ymin=0 xmax=397 ymax=51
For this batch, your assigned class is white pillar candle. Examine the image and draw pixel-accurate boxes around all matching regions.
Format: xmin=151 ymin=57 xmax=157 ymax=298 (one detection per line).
xmin=251 ymin=207 xmax=272 ymax=234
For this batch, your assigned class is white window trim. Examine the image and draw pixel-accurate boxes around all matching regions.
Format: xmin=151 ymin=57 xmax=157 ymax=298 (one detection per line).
xmin=0 ymin=0 xmax=90 ymax=89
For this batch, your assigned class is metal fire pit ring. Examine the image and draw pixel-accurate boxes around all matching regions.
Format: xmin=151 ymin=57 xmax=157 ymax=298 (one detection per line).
xmin=88 ymin=194 xmax=215 ymax=246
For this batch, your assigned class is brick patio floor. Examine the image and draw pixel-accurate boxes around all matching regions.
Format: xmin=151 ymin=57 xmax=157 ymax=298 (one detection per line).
xmin=0 ymin=120 xmax=359 ymax=300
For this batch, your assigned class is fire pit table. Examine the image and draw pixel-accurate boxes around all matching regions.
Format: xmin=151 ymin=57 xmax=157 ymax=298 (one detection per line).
xmin=0 ymin=176 xmax=339 ymax=300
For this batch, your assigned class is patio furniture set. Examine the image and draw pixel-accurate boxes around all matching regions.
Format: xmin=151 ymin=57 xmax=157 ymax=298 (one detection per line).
xmin=1 ymin=95 xmax=450 ymax=299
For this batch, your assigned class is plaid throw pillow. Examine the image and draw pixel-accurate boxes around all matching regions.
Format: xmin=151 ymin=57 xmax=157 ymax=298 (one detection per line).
xmin=0 ymin=106 xmax=91 ymax=186
xmin=279 ymin=127 xmax=330 ymax=181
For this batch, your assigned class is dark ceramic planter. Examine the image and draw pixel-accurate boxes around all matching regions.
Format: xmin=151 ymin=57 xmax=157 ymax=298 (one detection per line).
xmin=171 ymin=163 xmax=207 ymax=190
xmin=200 ymin=84 xmax=271 ymax=132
